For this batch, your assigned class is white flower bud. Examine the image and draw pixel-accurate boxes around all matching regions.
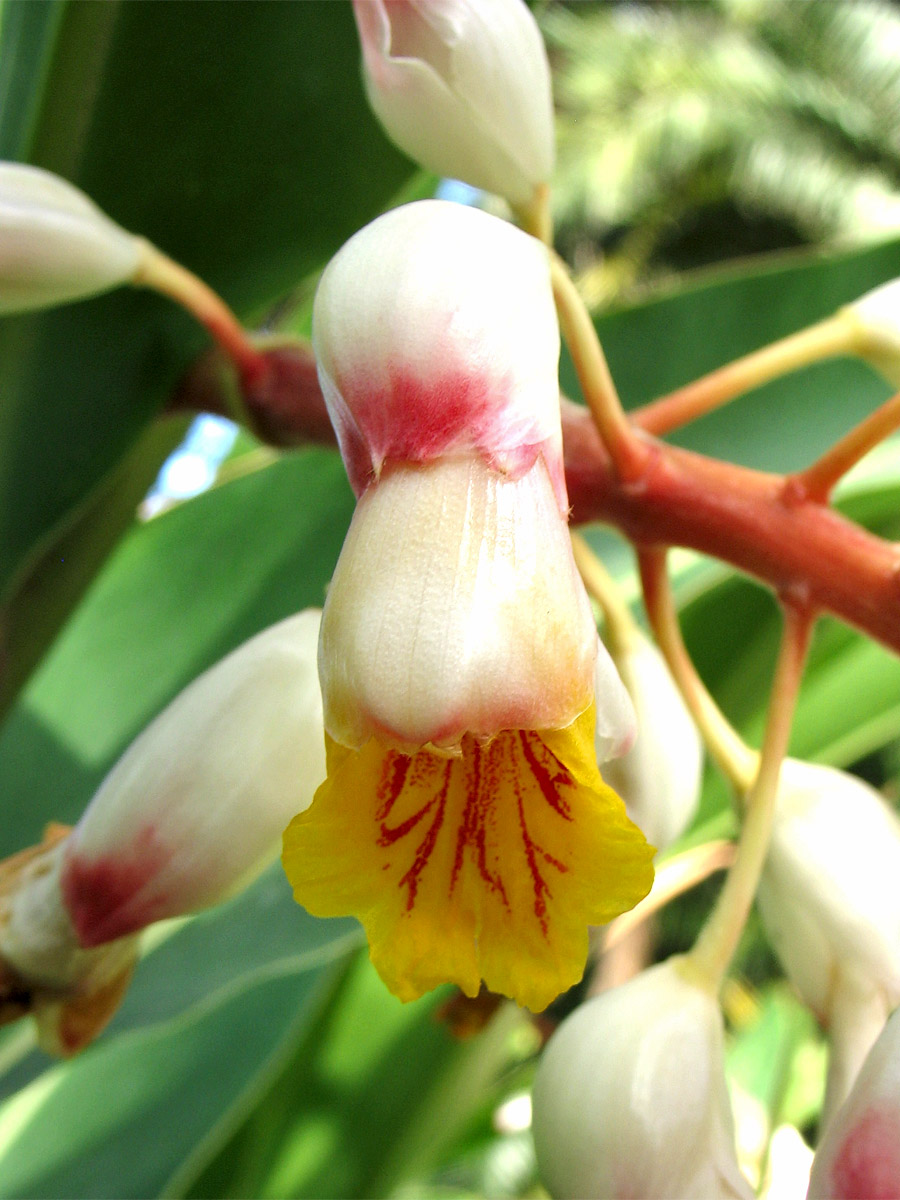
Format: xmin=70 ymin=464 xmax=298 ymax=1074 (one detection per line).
xmin=532 ymin=957 xmax=752 ymax=1199
xmin=313 ymin=199 xmax=635 ymax=754
xmin=600 ymin=631 xmax=703 ymax=850
xmin=313 ymin=199 xmax=565 ymax=505
xmin=60 ymin=610 xmax=325 ymax=946
xmin=759 ymin=760 xmax=900 ymax=1118
xmin=352 ymin=0 xmax=554 ymax=206
xmin=808 ymin=1005 xmax=900 ymax=1199
xmin=0 ymin=162 xmax=142 ymax=314
xmin=758 ymin=761 xmax=900 ymax=1024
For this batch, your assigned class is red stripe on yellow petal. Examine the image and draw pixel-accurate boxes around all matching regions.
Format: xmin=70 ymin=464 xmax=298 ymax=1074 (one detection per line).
xmin=282 ymin=705 xmax=654 ymax=1012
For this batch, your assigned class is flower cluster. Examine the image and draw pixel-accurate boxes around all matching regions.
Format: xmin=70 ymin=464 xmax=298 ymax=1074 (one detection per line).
xmin=281 ymin=199 xmax=653 ymax=1012
xmin=6 ymin=3 xmax=900 ymax=1198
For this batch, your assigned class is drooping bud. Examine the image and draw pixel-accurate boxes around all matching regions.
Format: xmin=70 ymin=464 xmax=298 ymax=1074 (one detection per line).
xmin=758 ymin=759 xmax=900 ymax=1116
xmin=0 ymin=162 xmax=143 ymax=314
xmin=842 ymin=278 xmax=900 ymax=386
xmin=309 ymin=200 xmax=631 ymax=753
xmin=532 ymin=956 xmax=752 ymax=1199
xmin=808 ymin=1005 xmax=900 ymax=1199
xmin=283 ymin=200 xmax=651 ymax=1012
xmin=61 ymin=610 xmax=325 ymax=947
xmin=600 ymin=630 xmax=703 ymax=850
xmin=352 ymin=0 xmax=554 ymax=207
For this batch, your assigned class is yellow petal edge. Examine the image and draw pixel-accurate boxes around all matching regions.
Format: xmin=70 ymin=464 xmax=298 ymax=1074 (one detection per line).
xmin=282 ymin=704 xmax=654 ymax=1012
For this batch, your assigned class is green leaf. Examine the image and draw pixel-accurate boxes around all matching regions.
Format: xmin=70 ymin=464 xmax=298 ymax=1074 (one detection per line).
xmin=0 ymin=951 xmax=352 ymax=1200
xmin=0 ymin=446 xmax=354 ymax=857
xmin=0 ymin=0 xmax=415 ymax=711
xmin=0 ymin=414 xmax=191 ymax=719
xmin=185 ymin=954 xmax=529 ymax=1200
xmin=0 ymin=0 xmax=64 ymax=159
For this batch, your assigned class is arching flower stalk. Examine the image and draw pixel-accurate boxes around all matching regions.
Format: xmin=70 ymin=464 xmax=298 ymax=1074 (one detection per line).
xmin=282 ymin=200 xmax=653 ymax=1013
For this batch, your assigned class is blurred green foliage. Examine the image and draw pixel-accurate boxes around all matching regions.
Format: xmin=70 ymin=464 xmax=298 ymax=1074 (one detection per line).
xmin=545 ymin=0 xmax=900 ymax=302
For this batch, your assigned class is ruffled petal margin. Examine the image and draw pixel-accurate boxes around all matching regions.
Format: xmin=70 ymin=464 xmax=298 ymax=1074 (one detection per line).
xmin=282 ymin=704 xmax=654 ymax=1012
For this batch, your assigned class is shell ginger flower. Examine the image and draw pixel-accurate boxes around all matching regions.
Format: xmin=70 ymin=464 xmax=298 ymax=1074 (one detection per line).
xmin=281 ymin=201 xmax=653 ymax=1013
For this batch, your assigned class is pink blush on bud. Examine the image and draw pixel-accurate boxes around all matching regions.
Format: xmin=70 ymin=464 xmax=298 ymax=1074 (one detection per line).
xmin=330 ymin=365 xmax=549 ymax=495
xmin=830 ymin=1107 xmax=900 ymax=1200
xmin=61 ymin=828 xmax=171 ymax=947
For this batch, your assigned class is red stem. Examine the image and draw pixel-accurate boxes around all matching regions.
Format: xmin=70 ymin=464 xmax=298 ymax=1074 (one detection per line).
xmin=215 ymin=368 xmax=900 ymax=658
xmin=561 ymin=401 xmax=900 ymax=656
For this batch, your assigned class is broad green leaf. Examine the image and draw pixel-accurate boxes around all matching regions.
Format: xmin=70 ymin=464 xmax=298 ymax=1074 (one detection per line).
xmin=185 ymin=954 xmax=529 ymax=1200
xmin=0 ymin=0 xmax=64 ymax=160
xmin=0 ymin=951 xmax=353 ymax=1200
xmin=0 ymin=0 xmax=415 ymax=710
xmin=0 ymin=414 xmax=190 ymax=719
xmin=0 ymin=446 xmax=354 ymax=858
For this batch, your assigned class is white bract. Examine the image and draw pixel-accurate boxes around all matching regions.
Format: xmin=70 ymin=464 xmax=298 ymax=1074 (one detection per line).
xmin=808 ymin=1006 xmax=900 ymax=1199
xmin=60 ymin=610 xmax=325 ymax=946
xmin=312 ymin=199 xmax=634 ymax=754
xmin=0 ymin=162 xmax=142 ymax=314
xmin=532 ymin=957 xmax=752 ymax=1199
xmin=601 ymin=631 xmax=703 ymax=850
xmin=352 ymin=0 xmax=554 ymax=206
xmin=759 ymin=759 xmax=900 ymax=1116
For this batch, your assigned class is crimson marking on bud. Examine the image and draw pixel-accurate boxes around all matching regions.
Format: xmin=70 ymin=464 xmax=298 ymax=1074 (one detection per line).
xmin=331 ymin=365 xmax=537 ymax=494
xmin=61 ymin=828 xmax=170 ymax=947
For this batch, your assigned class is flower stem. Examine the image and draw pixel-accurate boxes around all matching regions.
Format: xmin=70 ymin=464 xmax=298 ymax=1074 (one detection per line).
xmin=133 ymin=239 xmax=270 ymax=389
xmin=515 ymin=182 xmax=553 ymax=246
xmin=562 ymin=403 xmax=900 ymax=658
xmin=570 ymin=532 xmax=638 ymax=657
xmin=603 ymin=839 xmax=736 ymax=952
xmin=793 ymin=388 xmax=900 ymax=502
xmin=687 ymin=602 xmax=814 ymax=993
xmin=632 ymin=316 xmax=857 ymax=437
xmin=550 ymin=254 xmax=650 ymax=483
xmin=637 ymin=547 xmax=757 ymax=792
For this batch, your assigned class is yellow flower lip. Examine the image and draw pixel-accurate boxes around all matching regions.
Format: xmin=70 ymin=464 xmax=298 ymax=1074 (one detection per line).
xmin=282 ymin=704 xmax=654 ymax=1012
